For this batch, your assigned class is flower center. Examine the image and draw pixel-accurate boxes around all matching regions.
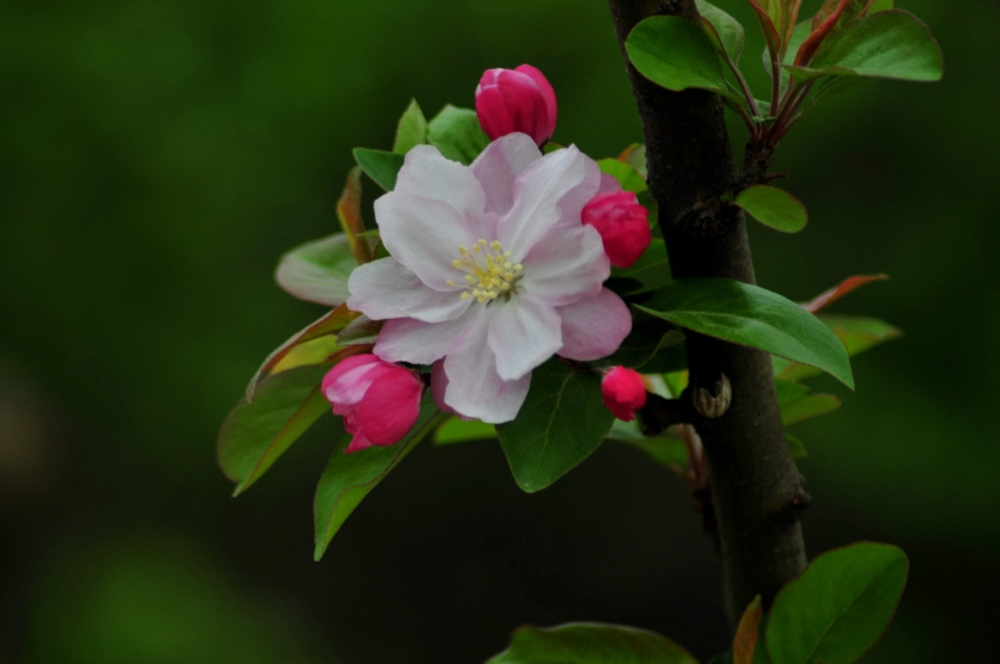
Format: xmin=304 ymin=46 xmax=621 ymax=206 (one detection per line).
xmin=447 ymin=239 xmax=523 ymax=304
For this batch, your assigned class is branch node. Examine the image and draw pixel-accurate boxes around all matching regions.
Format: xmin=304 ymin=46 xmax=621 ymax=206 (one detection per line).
xmin=692 ymin=371 xmax=732 ymax=419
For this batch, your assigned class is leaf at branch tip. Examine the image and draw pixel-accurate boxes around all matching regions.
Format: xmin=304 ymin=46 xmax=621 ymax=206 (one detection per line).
xmin=270 ymin=335 xmax=344 ymax=374
xmin=598 ymin=158 xmax=647 ymax=193
xmin=220 ymin=365 xmax=334 ymax=496
xmin=434 ymin=416 xmax=496 ymax=445
xmin=246 ymin=305 xmax=359 ymax=402
xmin=785 ymin=433 xmax=808 ymax=459
xmin=336 ymin=167 xmax=372 ymax=264
xmin=336 ymin=315 xmax=384 ymax=346
xmin=773 ymin=315 xmax=901 ymax=381
xmin=393 ymin=99 xmax=428 ymax=155
xmin=486 ymin=623 xmax=700 ymax=664
xmin=640 ymin=278 xmax=854 ymax=388
xmin=696 ymin=0 xmax=746 ymax=64
xmin=275 ymin=233 xmax=361 ymax=307
xmin=734 ymin=185 xmax=808 ymax=233
xmin=618 ymin=143 xmax=648 ymax=178
xmin=427 ymin=105 xmax=489 ymax=165
xmin=496 ymin=360 xmax=615 ymax=493
xmin=353 ymin=147 xmax=405 ymax=191
xmin=314 ymin=395 xmax=446 ymax=560
xmin=801 ymin=274 xmax=888 ymax=313
xmin=775 ymin=378 xmax=842 ymax=426
xmin=734 ymin=596 xmax=763 ymax=664
xmin=767 ymin=542 xmax=909 ymax=664
xmin=747 ymin=0 xmax=783 ymax=62
xmin=626 ymin=16 xmax=747 ymax=106
xmin=787 ymin=10 xmax=943 ymax=83
xmin=795 ymin=0 xmax=852 ymax=67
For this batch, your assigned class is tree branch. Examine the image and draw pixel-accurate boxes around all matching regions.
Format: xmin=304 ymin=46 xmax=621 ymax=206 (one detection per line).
xmin=607 ymin=0 xmax=808 ymax=626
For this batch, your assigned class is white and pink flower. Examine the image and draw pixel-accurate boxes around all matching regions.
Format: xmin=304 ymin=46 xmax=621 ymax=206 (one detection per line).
xmin=347 ymin=133 xmax=632 ymax=423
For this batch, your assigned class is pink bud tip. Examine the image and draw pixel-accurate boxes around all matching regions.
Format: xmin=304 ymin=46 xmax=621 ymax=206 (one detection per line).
xmin=582 ymin=191 xmax=653 ymax=269
xmin=601 ymin=366 xmax=647 ymax=422
xmin=475 ymin=64 xmax=558 ymax=147
xmin=321 ymin=354 xmax=424 ymax=453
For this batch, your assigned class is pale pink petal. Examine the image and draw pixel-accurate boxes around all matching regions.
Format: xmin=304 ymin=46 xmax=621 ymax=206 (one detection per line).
xmin=596 ymin=172 xmax=623 ymax=196
xmin=519 ymin=225 xmax=609 ymax=306
xmin=470 ymin=133 xmax=542 ymax=218
xmin=556 ymin=288 xmax=633 ymax=361
xmin=394 ymin=145 xmax=487 ymax=223
xmin=430 ymin=360 xmax=463 ymax=417
xmin=442 ymin=312 xmax=531 ymax=424
xmin=348 ymin=257 xmax=470 ymax=323
xmin=488 ymin=294 xmax=562 ymax=381
xmin=322 ymin=355 xmax=389 ymax=406
xmin=496 ymin=146 xmax=599 ymax=260
xmin=374 ymin=192 xmax=479 ymax=289
xmin=374 ymin=308 xmax=478 ymax=365
xmin=356 ymin=371 xmax=423 ymax=445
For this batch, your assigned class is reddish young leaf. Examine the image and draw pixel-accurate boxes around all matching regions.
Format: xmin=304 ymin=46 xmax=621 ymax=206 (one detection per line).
xmin=336 ymin=166 xmax=372 ymax=264
xmin=801 ymin=274 xmax=888 ymax=313
xmin=246 ymin=304 xmax=359 ymax=402
xmin=796 ymin=0 xmax=852 ymax=66
xmin=734 ymin=595 xmax=763 ymax=664
xmin=747 ymin=0 xmax=783 ymax=61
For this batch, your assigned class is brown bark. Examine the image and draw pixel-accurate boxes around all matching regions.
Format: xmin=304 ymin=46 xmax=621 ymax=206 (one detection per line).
xmin=607 ymin=0 xmax=808 ymax=626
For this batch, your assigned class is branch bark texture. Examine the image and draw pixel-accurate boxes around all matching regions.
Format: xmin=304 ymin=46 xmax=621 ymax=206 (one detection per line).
xmin=607 ymin=0 xmax=808 ymax=625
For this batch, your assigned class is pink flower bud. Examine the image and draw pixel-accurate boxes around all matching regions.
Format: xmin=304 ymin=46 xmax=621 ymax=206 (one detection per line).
xmin=475 ymin=65 xmax=558 ymax=146
xmin=601 ymin=366 xmax=647 ymax=422
xmin=582 ymin=191 xmax=652 ymax=269
xmin=321 ymin=354 xmax=423 ymax=453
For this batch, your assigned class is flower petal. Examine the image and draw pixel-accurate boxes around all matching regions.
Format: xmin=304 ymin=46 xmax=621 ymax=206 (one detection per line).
xmin=496 ymin=146 xmax=600 ymax=260
xmin=520 ymin=225 xmax=609 ymax=306
xmin=596 ymin=171 xmax=623 ymax=196
xmin=348 ymin=257 xmax=470 ymax=323
xmin=488 ymin=294 xmax=562 ymax=381
xmin=321 ymin=354 xmax=388 ymax=407
xmin=356 ymin=371 xmax=423 ymax=445
xmin=470 ymin=133 xmax=542 ymax=217
xmin=394 ymin=145 xmax=487 ymax=224
xmin=374 ymin=308 xmax=477 ymax=365
xmin=556 ymin=288 xmax=633 ymax=361
xmin=375 ymin=192 xmax=479 ymax=289
xmin=442 ymin=312 xmax=531 ymax=424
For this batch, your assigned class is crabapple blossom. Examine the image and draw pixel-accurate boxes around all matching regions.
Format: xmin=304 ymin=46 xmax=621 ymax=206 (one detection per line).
xmin=476 ymin=65 xmax=558 ymax=146
xmin=321 ymin=354 xmax=424 ymax=453
xmin=582 ymin=191 xmax=652 ymax=268
xmin=347 ymin=133 xmax=632 ymax=423
xmin=601 ymin=366 xmax=647 ymax=422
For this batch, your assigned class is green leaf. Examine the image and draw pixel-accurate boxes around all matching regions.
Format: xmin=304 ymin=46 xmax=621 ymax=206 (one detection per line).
xmin=639 ymin=279 xmax=854 ymax=388
xmin=427 ymin=105 xmax=489 ymax=165
xmin=602 ymin=320 xmax=686 ymax=371
xmin=335 ymin=167 xmax=372 ymax=264
xmin=708 ymin=654 xmax=733 ymax=664
xmin=270 ymin=335 xmax=345 ymax=374
xmin=314 ymin=395 xmax=446 ymax=560
xmin=786 ymin=10 xmax=943 ymax=83
xmin=773 ymin=315 xmax=902 ymax=381
xmin=336 ymin=315 xmax=383 ymax=346
xmin=275 ymin=233 xmax=358 ymax=307
xmin=353 ymin=147 xmax=405 ymax=191
xmin=617 ymin=434 xmax=690 ymax=470
xmin=626 ymin=16 xmax=746 ymax=105
xmin=609 ymin=238 xmax=672 ymax=296
xmin=869 ymin=0 xmax=894 ymax=12
xmin=496 ymin=360 xmax=615 ymax=493
xmin=620 ymin=144 xmax=648 ymax=178
xmin=219 ymin=365 xmax=333 ymax=496
xmin=785 ymin=433 xmax=808 ymax=459
xmin=734 ymin=186 xmax=808 ymax=233
xmin=696 ymin=0 xmax=746 ymax=64
xmin=767 ymin=542 xmax=909 ymax=664
xmin=434 ymin=416 xmax=496 ymax=445
xmin=775 ymin=378 xmax=842 ymax=426
xmin=734 ymin=596 xmax=763 ymax=664
xmin=246 ymin=305 xmax=359 ymax=401
xmin=598 ymin=158 xmax=647 ymax=193
xmin=486 ymin=623 xmax=700 ymax=664
xmin=393 ymin=99 xmax=428 ymax=155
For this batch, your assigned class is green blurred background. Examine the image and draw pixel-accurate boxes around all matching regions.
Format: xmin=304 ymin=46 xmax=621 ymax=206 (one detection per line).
xmin=0 ymin=0 xmax=995 ymax=661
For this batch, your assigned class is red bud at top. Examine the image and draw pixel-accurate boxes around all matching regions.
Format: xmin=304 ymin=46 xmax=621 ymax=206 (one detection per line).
xmin=475 ymin=65 xmax=558 ymax=146
xmin=582 ymin=191 xmax=652 ymax=268
xmin=601 ymin=366 xmax=647 ymax=422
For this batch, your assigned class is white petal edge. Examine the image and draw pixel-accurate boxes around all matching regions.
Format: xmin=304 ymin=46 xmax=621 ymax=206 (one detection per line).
xmin=488 ymin=294 xmax=562 ymax=381
xmin=374 ymin=192 xmax=479 ymax=291
xmin=347 ymin=257 xmax=471 ymax=323
xmin=442 ymin=311 xmax=531 ymax=424
xmin=519 ymin=225 xmax=610 ymax=307
xmin=470 ymin=133 xmax=542 ymax=218
xmin=394 ymin=145 xmax=488 ymax=226
xmin=556 ymin=287 xmax=633 ymax=361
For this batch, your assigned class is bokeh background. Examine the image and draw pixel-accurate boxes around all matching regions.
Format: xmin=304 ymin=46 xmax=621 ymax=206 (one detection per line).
xmin=1 ymin=0 xmax=996 ymax=661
